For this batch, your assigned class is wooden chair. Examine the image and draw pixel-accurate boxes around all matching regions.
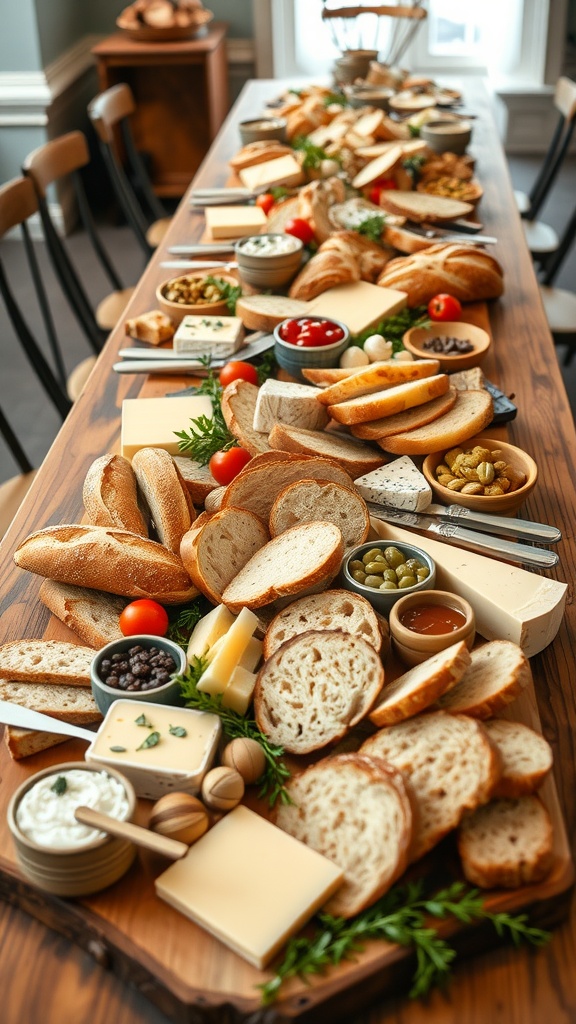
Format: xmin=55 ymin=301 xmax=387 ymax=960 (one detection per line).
xmin=23 ymin=131 xmax=135 ymax=341
xmin=538 ymin=201 xmax=576 ymax=366
xmin=88 ymin=84 xmax=172 ymax=261
xmin=0 ymin=406 xmax=37 ymax=540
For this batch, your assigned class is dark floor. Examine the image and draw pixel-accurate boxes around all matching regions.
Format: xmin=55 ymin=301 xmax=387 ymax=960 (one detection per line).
xmin=0 ymin=156 xmax=575 ymax=485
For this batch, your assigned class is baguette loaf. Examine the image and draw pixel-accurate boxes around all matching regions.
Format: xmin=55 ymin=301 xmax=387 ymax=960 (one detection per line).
xmin=379 ymin=191 xmax=474 ymax=224
xmin=288 ymin=247 xmax=360 ymax=301
xmin=457 ymin=796 xmax=554 ymax=888
xmin=377 ymin=244 xmax=504 ymax=306
xmin=263 ymin=589 xmax=382 ymax=659
xmin=14 ymin=524 xmax=199 ymax=604
xmin=255 ymin=630 xmax=384 ymax=754
xmin=275 ymin=753 xmax=413 ymax=917
xmin=180 ymin=507 xmax=269 ymax=605
xmin=235 ymin=294 xmax=308 ymax=333
xmin=0 ymin=639 xmax=93 ymax=686
xmin=82 ymin=453 xmax=148 ymax=536
xmin=0 ymin=680 xmax=101 ymax=724
xmin=351 ymin=390 xmax=457 ymax=440
xmin=220 ymin=380 xmax=270 ymax=457
xmin=484 ymin=719 xmax=553 ymax=798
xmin=5 ymin=726 xmax=69 ymax=760
xmin=173 ymin=456 xmax=219 ymax=505
xmin=369 ymin=641 xmax=471 ymax=726
xmin=302 ymin=366 xmax=373 ymax=387
xmin=328 ymin=374 xmax=450 ymax=426
xmin=379 ymin=389 xmax=493 ymax=454
xmin=220 ymin=456 xmax=354 ymax=522
xmin=268 ymin=423 xmax=386 ymax=478
xmin=269 ymin=478 xmax=370 ymax=552
xmin=132 ymin=447 xmax=196 ymax=553
xmin=316 ymin=359 xmax=441 ymax=406
xmin=39 ymin=580 xmax=125 ymax=648
xmin=435 ymin=640 xmax=532 ymax=719
xmin=204 ymin=486 xmax=226 ymax=514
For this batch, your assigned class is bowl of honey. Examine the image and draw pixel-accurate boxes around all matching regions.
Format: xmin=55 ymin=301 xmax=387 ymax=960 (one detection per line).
xmin=388 ymin=590 xmax=475 ymax=667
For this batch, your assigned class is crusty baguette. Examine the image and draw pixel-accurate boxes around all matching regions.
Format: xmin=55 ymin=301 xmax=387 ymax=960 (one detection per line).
xmin=268 ymin=422 xmax=386 ymax=478
xmin=0 ymin=680 xmax=101 ymax=724
xmin=269 ymin=478 xmax=370 ymax=552
xmin=435 ymin=640 xmax=532 ymax=719
xmin=328 ymin=374 xmax=450 ymax=426
xmin=484 ymin=719 xmax=553 ymax=798
xmin=457 ymin=796 xmax=554 ymax=889
xmin=263 ymin=588 xmax=382 ymax=659
xmin=220 ymin=380 xmax=270 ymax=457
xmin=180 ymin=507 xmax=269 ymax=605
xmin=316 ymin=359 xmax=441 ymax=406
xmin=82 ymin=453 xmax=148 ymax=536
xmin=0 ymin=639 xmax=93 ymax=686
xmin=369 ymin=641 xmax=471 ymax=726
xmin=361 ymin=711 xmax=501 ymax=861
xmin=204 ymin=486 xmax=226 ymax=513
xmin=4 ymin=726 xmax=69 ymax=760
xmin=275 ymin=753 xmax=413 ymax=917
xmin=39 ymin=580 xmax=125 ymax=649
xmin=221 ymin=521 xmax=344 ymax=614
xmin=379 ymin=191 xmax=474 ymax=224
xmin=377 ymin=244 xmax=504 ymax=306
xmin=173 ymin=456 xmax=219 ymax=505
xmin=229 ymin=141 xmax=294 ymax=172
xmin=235 ymin=294 xmax=308 ymax=333
xmin=351 ymin=390 xmax=457 ymax=440
xmin=14 ymin=524 xmax=199 ymax=604
xmin=255 ymin=630 xmax=384 ymax=754
xmin=379 ymin=389 xmax=493 ymax=454
xmin=132 ymin=447 xmax=196 ymax=554
xmin=220 ymin=456 xmax=354 ymax=522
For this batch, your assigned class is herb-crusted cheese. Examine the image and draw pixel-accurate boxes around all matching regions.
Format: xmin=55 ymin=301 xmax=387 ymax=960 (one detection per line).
xmin=354 ymin=456 xmax=432 ymax=511
xmin=253 ymin=380 xmax=329 ymax=433
xmin=174 ymin=315 xmax=244 ymax=357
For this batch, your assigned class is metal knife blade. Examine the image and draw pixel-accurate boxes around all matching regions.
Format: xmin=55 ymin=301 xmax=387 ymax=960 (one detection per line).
xmin=167 ymin=244 xmax=236 ymax=255
xmin=113 ymin=360 xmax=220 ymax=375
xmin=427 ymin=219 xmax=484 ymax=234
xmin=159 ymin=260 xmax=238 ymax=270
xmin=426 ymin=503 xmax=561 ymax=544
xmin=408 ymin=227 xmax=497 ymax=245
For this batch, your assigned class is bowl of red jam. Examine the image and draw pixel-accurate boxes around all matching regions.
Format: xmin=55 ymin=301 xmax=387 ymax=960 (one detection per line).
xmin=388 ymin=589 xmax=475 ymax=667
xmin=274 ymin=316 xmax=350 ymax=379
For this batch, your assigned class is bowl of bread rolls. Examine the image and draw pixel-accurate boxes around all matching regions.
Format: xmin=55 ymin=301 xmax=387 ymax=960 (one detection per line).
xmin=422 ymin=435 xmax=538 ymax=514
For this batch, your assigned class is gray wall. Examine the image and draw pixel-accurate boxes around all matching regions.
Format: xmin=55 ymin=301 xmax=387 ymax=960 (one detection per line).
xmin=0 ymin=0 xmax=42 ymax=72
xmin=34 ymin=0 xmax=85 ymax=65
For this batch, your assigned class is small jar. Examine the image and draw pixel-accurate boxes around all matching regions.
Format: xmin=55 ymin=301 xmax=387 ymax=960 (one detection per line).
xmin=389 ymin=590 xmax=475 ymax=667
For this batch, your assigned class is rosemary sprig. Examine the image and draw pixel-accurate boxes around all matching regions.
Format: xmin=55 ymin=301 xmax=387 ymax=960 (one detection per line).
xmin=174 ymin=370 xmax=236 ymax=465
xmin=402 ymin=154 xmax=426 ymax=184
xmin=166 ymin=600 xmax=205 ymax=650
xmin=178 ymin=657 xmax=291 ymax=806
xmin=292 ymin=136 xmax=340 ymax=170
xmin=259 ymin=879 xmax=550 ymax=1005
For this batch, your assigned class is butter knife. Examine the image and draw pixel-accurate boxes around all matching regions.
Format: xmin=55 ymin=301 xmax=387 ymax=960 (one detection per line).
xmin=426 ymin=503 xmax=561 ymax=544
xmin=168 ymin=244 xmax=236 ymax=255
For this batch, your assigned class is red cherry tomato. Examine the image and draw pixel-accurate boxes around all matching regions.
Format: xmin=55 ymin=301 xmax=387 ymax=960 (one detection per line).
xmin=284 ymin=217 xmax=315 ymax=245
xmin=219 ymin=361 xmax=259 ymax=387
xmin=119 ymin=599 xmax=170 ymax=638
xmin=255 ymin=193 xmax=275 ymax=215
xmin=209 ymin=446 xmax=252 ymax=486
xmin=368 ymin=178 xmax=398 ymax=204
xmin=428 ymin=293 xmax=463 ymax=322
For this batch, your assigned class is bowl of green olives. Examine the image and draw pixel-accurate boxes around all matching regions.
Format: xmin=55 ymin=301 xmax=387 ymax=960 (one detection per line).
xmin=341 ymin=541 xmax=436 ymax=616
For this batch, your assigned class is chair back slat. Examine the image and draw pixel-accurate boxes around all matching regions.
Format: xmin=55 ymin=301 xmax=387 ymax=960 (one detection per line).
xmin=23 ymin=131 xmax=90 ymax=195
xmin=88 ymin=83 xmax=136 ymax=144
xmin=555 ymin=76 xmax=576 ymax=122
xmin=0 ymin=177 xmax=37 ymax=238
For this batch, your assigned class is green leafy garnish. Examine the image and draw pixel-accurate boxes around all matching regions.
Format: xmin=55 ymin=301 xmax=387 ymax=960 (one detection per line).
xmin=356 ymin=213 xmax=388 ymax=244
xmin=177 ymin=657 xmax=291 ymax=806
xmin=402 ymin=154 xmax=426 ymax=183
xmin=259 ymin=880 xmax=550 ymax=1005
xmin=50 ymin=775 xmax=68 ymax=796
xmin=109 ymin=746 xmax=127 ymax=753
xmin=167 ymin=600 xmax=204 ymax=650
xmin=351 ymin=307 xmax=430 ymax=354
xmin=408 ymin=123 xmax=421 ymax=137
xmin=270 ymin=186 xmax=290 ymax=201
xmin=323 ymin=91 xmax=348 ymax=108
xmin=174 ymin=370 xmax=237 ymax=466
xmin=256 ymin=348 xmax=278 ymax=385
xmin=135 ymin=713 xmax=153 ymax=728
xmin=169 ymin=725 xmax=187 ymax=738
xmin=292 ymin=136 xmax=340 ymax=171
xmin=204 ymin=275 xmax=242 ymax=315
xmin=137 ymin=731 xmax=160 ymax=751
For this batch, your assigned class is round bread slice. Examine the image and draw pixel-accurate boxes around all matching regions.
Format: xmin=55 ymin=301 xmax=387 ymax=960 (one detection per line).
xmin=361 ymin=710 xmax=501 ymax=861
xmin=82 ymin=453 xmax=148 ymax=536
xmin=267 ymin=422 xmax=386 ymax=478
xmin=132 ymin=447 xmax=196 ymax=553
xmin=255 ymin=630 xmax=384 ymax=754
xmin=221 ymin=457 xmax=354 ymax=523
xmin=369 ymin=640 xmax=471 ymax=727
xmin=220 ymin=380 xmax=271 ymax=457
xmin=351 ymin=390 xmax=457 ymax=441
xmin=379 ymin=389 xmax=493 ymax=455
xmin=269 ymin=478 xmax=370 ymax=552
xmin=180 ymin=507 xmax=269 ymax=605
xmin=204 ymin=486 xmax=226 ymax=513
xmin=263 ymin=588 xmax=382 ymax=659
xmin=434 ymin=640 xmax=531 ymax=719
xmin=457 ymin=796 xmax=554 ymax=889
xmin=235 ymin=293 xmax=308 ymax=333
xmin=221 ymin=521 xmax=344 ymax=614
xmin=483 ymin=719 xmax=553 ymax=798
xmin=275 ymin=753 xmax=413 ymax=918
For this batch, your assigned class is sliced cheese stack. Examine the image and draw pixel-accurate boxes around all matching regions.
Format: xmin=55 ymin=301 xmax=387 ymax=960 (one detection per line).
xmin=204 ymin=205 xmax=267 ymax=239
xmin=189 ymin=605 xmax=262 ymax=714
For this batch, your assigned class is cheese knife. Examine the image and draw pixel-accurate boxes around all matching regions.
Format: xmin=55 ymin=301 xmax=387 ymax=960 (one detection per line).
xmin=408 ymin=226 xmax=498 ymax=245
xmin=425 ymin=503 xmax=561 ymax=544
xmin=160 ymin=260 xmax=238 ymax=270
xmin=422 ymin=219 xmax=485 ymax=234
xmin=167 ymin=244 xmax=236 ymax=255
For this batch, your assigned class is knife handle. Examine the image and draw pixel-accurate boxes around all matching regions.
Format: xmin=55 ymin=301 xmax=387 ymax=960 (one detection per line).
xmin=443 ymin=505 xmax=561 ymax=544
xmin=437 ymin=524 xmax=559 ymax=568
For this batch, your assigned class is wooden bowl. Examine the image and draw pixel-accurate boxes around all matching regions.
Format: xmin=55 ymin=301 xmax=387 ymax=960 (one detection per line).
xmin=156 ymin=270 xmax=238 ymax=326
xmin=422 ymin=435 xmax=538 ymax=515
xmin=116 ymin=6 xmax=213 ymax=42
xmin=403 ymin=321 xmax=491 ymax=373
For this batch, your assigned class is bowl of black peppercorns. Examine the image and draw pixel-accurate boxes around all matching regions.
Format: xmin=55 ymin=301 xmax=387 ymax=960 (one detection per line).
xmin=90 ymin=635 xmax=187 ymax=715
xmin=402 ymin=321 xmax=491 ymax=372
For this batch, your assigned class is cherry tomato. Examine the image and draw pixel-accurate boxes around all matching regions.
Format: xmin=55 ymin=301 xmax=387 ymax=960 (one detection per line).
xmin=368 ymin=178 xmax=398 ymax=204
xmin=219 ymin=361 xmax=259 ymax=387
xmin=119 ymin=599 xmax=169 ymax=638
xmin=284 ymin=217 xmax=315 ymax=245
xmin=209 ymin=446 xmax=251 ymax=486
xmin=255 ymin=193 xmax=275 ymax=215
xmin=428 ymin=293 xmax=463 ymax=322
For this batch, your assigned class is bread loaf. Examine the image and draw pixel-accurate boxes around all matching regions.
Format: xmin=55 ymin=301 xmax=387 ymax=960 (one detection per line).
xmin=351 ymin=390 xmax=457 ymax=440
xmin=378 ymin=191 xmax=474 ymax=224
xmin=263 ymin=589 xmax=382 ymax=659
xmin=377 ymin=244 xmax=504 ymax=306
xmin=180 ymin=507 xmax=269 ymax=605
xmin=173 ymin=456 xmax=219 ymax=505
xmin=39 ymin=580 xmax=126 ymax=648
xmin=435 ymin=640 xmax=531 ymax=719
xmin=457 ymin=796 xmax=554 ymax=888
xmin=369 ymin=641 xmax=471 ymax=726
xmin=220 ymin=456 xmax=354 ymax=522
xmin=82 ymin=453 xmax=148 ymax=536
xmin=220 ymin=380 xmax=270 ymax=457
xmin=484 ymin=719 xmax=553 ymax=798
xmin=269 ymin=478 xmax=370 ymax=552
xmin=288 ymin=247 xmax=360 ymax=301
xmin=319 ymin=230 xmax=393 ymax=282
xmin=132 ymin=447 xmax=196 ymax=553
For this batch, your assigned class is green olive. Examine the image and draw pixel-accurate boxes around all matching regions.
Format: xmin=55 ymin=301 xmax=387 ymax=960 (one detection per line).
xmin=365 ymin=561 xmax=385 ymax=575
xmin=383 ymin=546 xmax=404 ymax=569
xmin=349 ymin=560 xmax=365 ymax=573
xmin=382 ymin=568 xmax=398 ymax=583
xmin=373 ymin=553 xmax=386 ymax=563
xmin=379 ymin=580 xmax=398 ymax=590
xmin=395 ymin=563 xmax=411 ymax=579
xmin=398 ymin=575 xmax=418 ymax=589
xmin=364 ymin=575 xmax=384 ymax=588
xmin=416 ymin=566 xmax=430 ymax=580
xmin=362 ymin=548 xmax=383 ymax=565
xmin=405 ymin=558 xmax=422 ymax=572
xmin=352 ymin=569 xmax=367 ymax=584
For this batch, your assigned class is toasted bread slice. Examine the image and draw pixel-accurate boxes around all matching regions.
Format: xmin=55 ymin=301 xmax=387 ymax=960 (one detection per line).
xmin=316 ymin=360 xmax=441 ymax=407
xmin=329 ymin=374 xmax=450 ymax=426
xmin=369 ymin=641 xmax=471 ymax=726
xmin=180 ymin=507 xmax=269 ymax=605
xmin=302 ymin=365 xmax=371 ymax=387
xmin=268 ymin=423 xmax=386 ymax=478
xmin=0 ymin=680 xmax=101 ymax=723
xmin=484 ymin=719 xmax=553 ymax=798
xmin=435 ymin=640 xmax=532 ymax=719
xmin=39 ymin=581 xmax=126 ymax=649
xmin=379 ymin=388 xmax=493 ymax=454
xmin=235 ymin=294 xmax=308 ymax=333
xmin=351 ymin=389 xmax=457 ymax=440
xmin=4 ymin=726 xmax=69 ymax=760
xmin=0 ymin=640 xmax=93 ymax=687
xmin=173 ymin=456 xmax=219 ymax=505
xmin=457 ymin=796 xmax=554 ymax=888
xmin=263 ymin=588 xmax=382 ymax=659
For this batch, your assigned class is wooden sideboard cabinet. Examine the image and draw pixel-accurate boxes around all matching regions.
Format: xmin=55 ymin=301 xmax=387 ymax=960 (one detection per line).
xmin=91 ymin=24 xmax=230 ymax=198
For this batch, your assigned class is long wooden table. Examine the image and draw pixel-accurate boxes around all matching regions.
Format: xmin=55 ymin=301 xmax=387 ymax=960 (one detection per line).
xmin=1 ymin=79 xmax=575 ymax=1024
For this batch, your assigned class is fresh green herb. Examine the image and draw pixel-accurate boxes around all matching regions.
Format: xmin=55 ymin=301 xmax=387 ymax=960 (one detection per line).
xmin=167 ymin=600 xmax=204 ymax=649
xmin=408 ymin=123 xmax=421 ymax=138
xmin=109 ymin=746 xmax=127 ymax=753
xmin=288 ymin=87 xmax=303 ymax=97
xmin=169 ymin=725 xmax=187 ymax=738
xmin=135 ymin=713 xmax=153 ymax=728
xmin=356 ymin=214 xmax=388 ymax=244
xmin=292 ymin=136 xmax=339 ymax=171
xmin=50 ymin=775 xmax=68 ymax=796
xmin=402 ymin=154 xmax=426 ymax=183
xmin=137 ymin=731 xmax=161 ymax=751
xmin=197 ymin=353 xmax=213 ymax=367
xmin=259 ymin=879 xmax=550 ymax=1005
xmin=270 ymin=186 xmax=290 ymax=201
xmin=256 ymin=348 xmax=278 ymax=385
xmin=178 ymin=657 xmax=291 ymax=806
xmin=351 ymin=307 xmax=430 ymax=354
xmin=205 ymin=275 xmax=242 ymax=315
xmin=323 ymin=91 xmax=348 ymax=108
xmin=175 ymin=370 xmax=237 ymax=466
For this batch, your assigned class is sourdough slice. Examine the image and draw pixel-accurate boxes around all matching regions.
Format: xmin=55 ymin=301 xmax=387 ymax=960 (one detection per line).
xmin=361 ymin=710 xmax=501 ymax=861
xmin=0 ymin=680 xmax=101 ymax=723
xmin=235 ymin=294 xmax=309 ymax=333
xmin=220 ymin=457 xmax=354 ymax=522
xmin=382 ymin=224 xmax=436 ymax=255
xmin=268 ymin=423 xmax=386 ymax=478
xmin=275 ymin=753 xmax=413 ymax=917
xmin=82 ymin=453 xmax=148 ymax=536
xmin=379 ymin=190 xmax=474 ymax=224
xmin=317 ymin=360 xmax=441 ymax=406
xmin=132 ymin=447 xmax=196 ymax=553
xmin=220 ymin=380 xmax=270 ymax=457
xmin=39 ymin=580 xmax=126 ymax=649
xmin=379 ymin=389 xmax=493 ymax=455
xmin=204 ymin=487 xmax=226 ymax=513
xmin=263 ymin=588 xmax=382 ymax=659
xmin=328 ymin=375 xmax=450 ymax=426
xmin=351 ymin=390 xmax=457 ymax=440
xmin=484 ymin=719 xmax=553 ymax=798
xmin=221 ymin=522 xmax=344 ymax=615
xmin=173 ymin=456 xmax=219 ymax=505
xmin=369 ymin=641 xmax=471 ymax=726
xmin=255 ymin=630 xmax=384 ymax=754
xmin=457 ymin=796 xmax=554 ymax=888
xmin=269 ymin=478 xmax=370 ymax=552
xmin=180 ymin=507 xmax=269 ymax=605
xmin=4 ymin=726 xmax=69 ymax=760
xmin=449 ymin=367 xmax=485 ymax=391
xmin=435 ymin=640 xmax=531 ymax=719
xmin=0 ymin=640 xmax=93 ymax=686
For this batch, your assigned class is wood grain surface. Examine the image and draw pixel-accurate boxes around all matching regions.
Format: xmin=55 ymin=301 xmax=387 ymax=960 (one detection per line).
xmin=1 ymin=78 xmax=575 ymax=1024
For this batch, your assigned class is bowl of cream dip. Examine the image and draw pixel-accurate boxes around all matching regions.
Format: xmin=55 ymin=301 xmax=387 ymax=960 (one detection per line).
xmin=234 ymin=233 xmax=304 ymax=289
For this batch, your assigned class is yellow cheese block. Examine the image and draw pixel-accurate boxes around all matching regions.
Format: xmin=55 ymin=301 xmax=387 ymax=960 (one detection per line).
xmin=221 ymin=665 xmax=257 ymax=715
xmin=307 ymin=281 xmax=407 ymax=335
xmin=197 ymin=607 xmax=258 ymax=695
xmin=239 ymin=154 xmax=305 ymax=192
xmin=121 ymin=395 xmax=213 ymax=460
xmin=204 ymin=205 xmax=267 ymax=239
xmin=155 ymin=805 xmax=344 ymax=969
xmin=240 ymin=635 xmax=262 ymax=672
xmin=187 ymin=605 xmax=236 ymax=663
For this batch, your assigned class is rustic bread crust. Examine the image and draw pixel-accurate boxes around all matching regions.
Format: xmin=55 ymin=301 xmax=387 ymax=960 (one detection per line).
xmin=369 ymin=641 xmax=471 ymax=726
xmin=263 ymin=588 xmax=382 ymax=660
xmin=377 ymin=243 xmax=504 ymax=306
xmin=220 ymin=380 xmax=271 ymax=457
xmin=316 ymin=360 xmax=441 ymax=407
xmin=484 ymin=719 xmax=553 ymax=798
xmin=268 ymin=422 xmax=386 ymax=479
xmin=435 ymin=640 xmax=532 ymax=719
xmin=132 ymin=448 xmax=196 ymax=554
xmin=351 ymin=389 xmax=458 ymax=440
xmin=39 ymin=580 xmax=126 ymax=649
xmin=0 ymin=639 xmax=93 ymax=686
xmin=328 ymin=374 xmax=450 ymax=426
xmin=457 ymin=796 xmax=554 ymax=888
xmin=379 ymin=389 xmax=493 ymax=455
xmin=82 ymin=453 xmax=148 ymax=536
xmin=180 ymin=507 xmax=269 ymax=605
xmin=269 ymin=478 xmax=370 ymax=552
xmin=220 ymin=457 xmax=354 ymax=523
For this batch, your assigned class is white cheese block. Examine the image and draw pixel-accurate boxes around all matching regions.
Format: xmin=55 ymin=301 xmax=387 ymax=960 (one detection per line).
xmin=174 ymin=315 xmax=244 ymax=357
xmin=355 ymin=456 xmax=432 ymax=512
xmin=187 ymin=605 xmax=236 ymax=663
xmin=240 ymin=635 xmax=263 ymax=672
xmin=307 ymin=282 xmax=407 ymax=335
xmin=197 ymin=607 xmax=259 ymax=695
xmin=155 ymin=805 xmax=344 ymax=969
xmin=371 ymin=519 xmax=567 ymax=657
xmin=238 ymin=154 xmax=305 ymax=192
xmin=253 ymin=380 xmax=329 ymax=433
xmin=221 ymin=665 xmax=258 ymax=715
xmin=204 ymin=205 xmax=267 ymax=239
xmin=121 ymin=395 xmax=213 ymax=459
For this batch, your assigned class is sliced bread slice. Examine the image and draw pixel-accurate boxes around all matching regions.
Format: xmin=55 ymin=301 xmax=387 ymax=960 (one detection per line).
xmin=204 ymin=486 xmax=226 ymax=514
xmin=255 ymin=630 xmax=384 ymax=754
xmin=132 ymin=447 xmax=196 ymax=553
xmin=328 ymin=374 xmax=450 ymax=426
xmin=220 ymin=457 xmax=353 ymax=522
xmin=435 ymin=640 xmax=531 ymax=719
xmin=379 ymin=388 xmax=493 ymax=455
xmin=351 ymin=389 xmax=457 ymax=440
xmin=39 ymin=580 xmax=126 ymax=649
xmin=222 ymin=521 xmax=344 ymax=614
xmin=0 ymin=640 xmax=93 ymax=687
xmin=484 ymin=719 xmax=553 ymax=798
xmin=457 ymin=796 xmax=554 ymax=888
xmin=235 ymin=294 xmax=309 ymax=333
xmin=180 ymin=507 xmax=269 ymax=605
xmin=268 ymin=422 xmax=386 ymax=478
xmin=379 ymin=190 xmax=474 ymax=224
xmin=263 ymin=588 xmax=382 ymax=659
xmin=269 ymin=478 xmax=370 ymax=552
xmin=361 ymin=710 xmax=501 ymax=861
xmin=0 ymin=680 xmax=101 ymax=723
xmin=5 ymin=726 xmax=69 ymax=760
xmin=302 ymin=366 xmax=373 ymax=387
xmin=316 ymin=359 xmax=441 ymax=406
xmin=173 ymin=456 xmax=219 ymax=505
xmin=369 ymin=641 xmax=471 ymax=726
xmin=220 ymin=380 xmax=270 ymax=457
xmin=275 ymin=753 xmax=413 ymax=917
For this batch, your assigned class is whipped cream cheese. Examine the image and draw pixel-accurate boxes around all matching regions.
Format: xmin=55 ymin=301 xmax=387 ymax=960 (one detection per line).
xmin=238 ymin=234 xmax=301 ymax=256
xmin=16 ymin=768 xmax=129 ymax=849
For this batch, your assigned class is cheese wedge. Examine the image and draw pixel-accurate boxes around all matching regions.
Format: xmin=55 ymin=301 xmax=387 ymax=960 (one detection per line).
xmin=221 ymin=665 xmax=258 ymax=715
xmin=204 ymin=205 xmax=267 ymax=239
xmin=307 ymin=281 xmax=407 ymax=335
xmin=239 ymin=154 xmax=305 ymax=192
xmin=355 ymin=456 xmax=432 ymax=511
xmin=197 ymin=607 xmax=258 ymax=695
xmin=187 ymin=605 xmax=236 ymax=663
xmin=121 ymin=396 xmax=213 ymax=459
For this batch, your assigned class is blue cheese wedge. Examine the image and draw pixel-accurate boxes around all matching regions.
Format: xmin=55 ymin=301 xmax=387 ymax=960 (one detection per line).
xmin=174 ymin=315 xmax=244 ymax=357
xmin=354 ymin=456 xmax=432 ymax=511
xmin=253 ymin=380 xmax=329 ymax=433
